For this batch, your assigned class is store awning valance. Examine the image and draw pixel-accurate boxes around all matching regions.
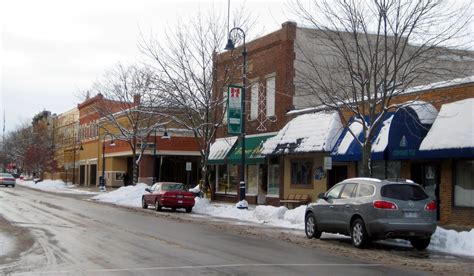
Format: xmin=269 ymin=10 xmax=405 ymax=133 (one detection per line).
xmin=227 ymin=134 xmax=276 ymax=165
xmin=208 ymin=136 xmax=238 ymax=165
xmin=419 ymin=98 xmax=474 ymax=158
xmin=262 ymin=112 xmax=343 ymax=155
xmin=331 ymin=106 xmax=430 ymax=162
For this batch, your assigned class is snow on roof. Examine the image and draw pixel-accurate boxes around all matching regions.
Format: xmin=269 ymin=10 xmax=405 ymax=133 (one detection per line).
xmin=262 ymin=112 xmax=343 ymax=155
xmin=420 ymin=98 xmax=474 ymax=150
xmin=401 ymin=75 xmax=474 ymax=95
xmin=403 ymin=101 xmax=438 ymax=125
xmin=287 ymin=76 xmax=474 ymax=116
xmin=208 ymin=136 xmax=238 ymax=160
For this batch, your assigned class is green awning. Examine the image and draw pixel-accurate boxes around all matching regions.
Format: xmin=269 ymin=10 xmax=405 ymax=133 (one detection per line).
xmin=227 ymin=134 xmax=275 ymax=165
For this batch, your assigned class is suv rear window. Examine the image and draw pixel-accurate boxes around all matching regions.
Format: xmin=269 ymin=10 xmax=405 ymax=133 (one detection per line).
xmin=381 ymin=184 xmax=429 ymax=201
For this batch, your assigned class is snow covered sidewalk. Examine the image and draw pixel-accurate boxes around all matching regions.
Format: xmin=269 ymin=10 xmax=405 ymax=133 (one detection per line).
xmin=16 ymin=179 xmax=98 ymax=195
xmin=91 ymin=184 xmax=474 ymax=258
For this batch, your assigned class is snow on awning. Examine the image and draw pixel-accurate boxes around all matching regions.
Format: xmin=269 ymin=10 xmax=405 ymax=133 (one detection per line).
xmin=332 ymin=106 xmax=429 ymax=161
xmin=403 ymin=101 xmax=438 ymax=125
xmin=419 ymin=98 xmax=474 ymax=158
xmin=208 ymin=136 xmax=238 ymax=165
xmin=262 ymin=112 xmax=343 ymax=155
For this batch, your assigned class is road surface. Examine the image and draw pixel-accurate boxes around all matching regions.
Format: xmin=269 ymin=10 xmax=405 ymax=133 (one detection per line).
xmin=0 ymin=186 xmax=451 ymax=275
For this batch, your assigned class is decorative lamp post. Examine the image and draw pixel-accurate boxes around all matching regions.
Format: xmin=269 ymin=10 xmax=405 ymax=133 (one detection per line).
xmin=100 ymin=133 xmax=115 ymax=192
xmin=225 ymin=27 xmax=248 ymax=209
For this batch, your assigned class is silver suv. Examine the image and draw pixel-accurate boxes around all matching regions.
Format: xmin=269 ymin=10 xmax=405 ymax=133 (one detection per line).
xmin=305 ymin=178 xmax=437 ymax=249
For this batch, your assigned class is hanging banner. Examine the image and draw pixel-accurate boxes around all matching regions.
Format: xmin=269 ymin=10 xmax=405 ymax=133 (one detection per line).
xmin=228 ymin=85 xmax=243 ymax=134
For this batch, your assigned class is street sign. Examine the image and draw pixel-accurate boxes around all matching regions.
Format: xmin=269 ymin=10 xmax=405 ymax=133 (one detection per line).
xmin=228 ymin=85 xmax=243 ymax=134
xmin=186 ymin=162 xmax=192 ymax=172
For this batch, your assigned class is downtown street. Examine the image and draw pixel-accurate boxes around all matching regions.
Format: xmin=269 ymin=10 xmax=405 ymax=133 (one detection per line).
xmin=0 ymin=185 xmax=473 ymax=275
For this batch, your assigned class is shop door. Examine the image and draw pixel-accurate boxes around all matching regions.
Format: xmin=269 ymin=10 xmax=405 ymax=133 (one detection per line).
xmin=89 ymin=164 xmax=97 ymax=187
xmin=79 ymin=165 xmax=86 ymax=186
xmin=411 ymin=163 xmax=440 ymax=220
xmin=327 ymin=166 xmax=348 ymax=190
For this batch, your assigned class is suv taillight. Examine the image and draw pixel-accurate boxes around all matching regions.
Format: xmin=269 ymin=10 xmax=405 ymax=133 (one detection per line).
xmin=373 ymin=200 xmax=398 ymax=210
xmin=425 ymin=200 xmax=437 ymax=211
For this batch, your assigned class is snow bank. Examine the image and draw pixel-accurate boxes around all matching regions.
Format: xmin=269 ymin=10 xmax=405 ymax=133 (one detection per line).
xmin=17 ymin=179 xmax=98 ymax=195
xmin=91 ymin=183 xmax=149 ymax=208
xmin=90 ymin=187 xmax=473 ymax=257
xmin=429 ymin=227 xmax=474 ymax=257
xmin=193 ymin=198 xmax=305 ymax=229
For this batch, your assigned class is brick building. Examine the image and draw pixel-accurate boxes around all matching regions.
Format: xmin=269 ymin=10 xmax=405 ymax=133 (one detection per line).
xmin=211 ymin=21 xmax=473 ymax=225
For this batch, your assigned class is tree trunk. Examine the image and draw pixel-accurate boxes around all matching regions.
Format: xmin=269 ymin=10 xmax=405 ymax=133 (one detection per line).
xmin=361 ymin=141 xmax=372 ymax=177
xmin=132 ymin=150 xmax=138 ymax=185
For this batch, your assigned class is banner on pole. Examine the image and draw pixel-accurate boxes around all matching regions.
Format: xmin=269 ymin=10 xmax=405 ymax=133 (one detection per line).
xmin=227 ymin=85 xmax=243 ymax=134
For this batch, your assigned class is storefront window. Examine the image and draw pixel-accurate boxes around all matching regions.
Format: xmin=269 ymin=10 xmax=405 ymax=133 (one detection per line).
xmin=268 ymin=164 xmax=279 ymax=195
xmin=247 ymin=165 xmax=258 ymax=195
xmin=291 ymin=159 xmax=312 ymax=186
xmin=359 ymin=160 xmax=401 ymax=179
xmin=228 ymin=165 xmax=238 ymax=194
xmin=454 ymin=160 xmax=474 ymax=207
xmin=216 ymin=165 xmax=228 ymax=193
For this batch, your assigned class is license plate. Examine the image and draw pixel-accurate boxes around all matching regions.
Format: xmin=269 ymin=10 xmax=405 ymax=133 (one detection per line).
xmin=178 ymin=200 xmax=183 ymax=204
xmin=404 ymin=212 xmax=418 ymax=218
xmin=176 ymin=195 xmax=183 ymax=199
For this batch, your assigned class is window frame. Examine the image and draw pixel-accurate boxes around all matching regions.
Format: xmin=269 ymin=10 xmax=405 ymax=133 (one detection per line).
xmin=290 ymin=158 xmax=313 ymax=188
xmin=453 ymin=158 xmax=474 ymax=208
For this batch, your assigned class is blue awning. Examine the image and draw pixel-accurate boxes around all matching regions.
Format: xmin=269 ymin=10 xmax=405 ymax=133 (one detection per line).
xmin=331 ymin=108 xmax=428 ymax=162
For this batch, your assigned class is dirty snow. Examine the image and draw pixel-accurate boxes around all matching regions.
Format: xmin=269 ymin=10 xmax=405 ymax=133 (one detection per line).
xmin=17 ymin=179 xmax=98 ymax=195
xmin=91 ymin=185 xmax=474 ymax=257
xmin=420 ymin=98 xmax=474 ymax=150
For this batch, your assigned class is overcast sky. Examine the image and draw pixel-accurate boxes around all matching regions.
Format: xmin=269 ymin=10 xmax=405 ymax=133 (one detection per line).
xmin=0 ymin=0 xmax=292 ymax=132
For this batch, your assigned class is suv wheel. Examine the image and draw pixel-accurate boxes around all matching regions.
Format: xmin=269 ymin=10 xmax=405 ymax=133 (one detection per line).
xmin=351 ymin=218 xmax=370 ymax=248
xmin=410 ymin=237 xmax=431 ymax=250
xmin=305 ymin=213 xmax=322 ymax=239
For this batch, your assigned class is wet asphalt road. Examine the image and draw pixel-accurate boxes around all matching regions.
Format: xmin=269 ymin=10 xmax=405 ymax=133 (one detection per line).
xmin=0 ymin=186 xmax=429 ymax=275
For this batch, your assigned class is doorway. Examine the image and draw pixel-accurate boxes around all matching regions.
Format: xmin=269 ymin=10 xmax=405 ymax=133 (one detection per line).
xmin=411 ymin=163 xmax=440 ymax=220
xmin=327 ymin=165 xmax=348 ymax=190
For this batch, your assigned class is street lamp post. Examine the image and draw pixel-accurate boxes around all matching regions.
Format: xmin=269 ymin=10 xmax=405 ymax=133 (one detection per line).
xmin=100 ymin=133 xmax=115 ymax=192
xmin=153 ymin=128 xmax=170 ymax=184
xmin=225 ymin=27 xmax=248 ymax=209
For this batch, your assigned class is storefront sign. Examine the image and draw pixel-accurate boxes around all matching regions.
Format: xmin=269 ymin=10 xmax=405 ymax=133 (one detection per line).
xmin=324 ymin=156 xmax=332 ymax=170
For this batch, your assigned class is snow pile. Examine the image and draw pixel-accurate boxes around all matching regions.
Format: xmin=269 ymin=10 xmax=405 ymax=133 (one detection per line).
xmin=193 ymin=197 xmax=305 ymax=229
xmin=91 ymin=183 xmax=149 ymax=207
xmin=403 ymin=101 xmax=438 ymax=125
xmin=420 ymin=98 xmax=474 ymax=150
xmin=262 ymin=111 xmax=343 ymax=155
xmin=429 ymin=227 xmax=474 ymax=257
xmin=17 ymin=179 xmax=98 ymax=195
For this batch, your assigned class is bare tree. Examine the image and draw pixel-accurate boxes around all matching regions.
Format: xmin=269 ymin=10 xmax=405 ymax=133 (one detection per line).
xmin=139 ymin=9 xmax=255 ymax=193
xmin=89 ymin=64 xmax=170 ymax=185
xmin=293 ymin=0 xmax=473 ymax=176
xmin=1 ymin=122 xmax=32 ymax=174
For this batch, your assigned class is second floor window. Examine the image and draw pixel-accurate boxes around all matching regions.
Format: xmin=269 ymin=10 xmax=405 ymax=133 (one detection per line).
xmin=266 ymin=76 xmax=275 ymax=117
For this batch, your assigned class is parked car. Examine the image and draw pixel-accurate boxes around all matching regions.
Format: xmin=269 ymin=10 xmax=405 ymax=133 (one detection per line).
xmin=0 ymin=173 xmax=16 ymax=187
xmin=305 ymin=178 xmax=437 ymax=250
xmin=142 ymin=182 xmax=195 ymax=213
